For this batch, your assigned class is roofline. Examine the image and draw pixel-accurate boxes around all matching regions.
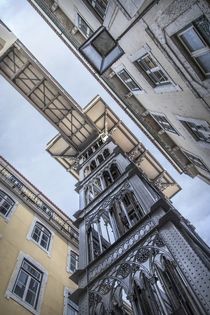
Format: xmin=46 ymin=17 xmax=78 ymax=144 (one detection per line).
xmin=0 ymin=155 xmax=74 ymax=222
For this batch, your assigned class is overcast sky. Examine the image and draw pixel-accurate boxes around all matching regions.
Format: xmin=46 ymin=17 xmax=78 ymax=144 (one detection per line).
xmin=0 ymin=0 xmax=210 ymax=245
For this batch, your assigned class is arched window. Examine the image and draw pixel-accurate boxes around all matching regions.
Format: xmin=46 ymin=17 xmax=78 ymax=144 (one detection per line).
xmin=69 ymin=250 xmax=79 ymax=273
xmin=85 ymin=185 xmax=94 ymax=205
xmin=103 ymin=171 xmax=113 ymax=187
xmin=84 ymin=166 xmax=90 ymax=177
xmin=110 ymin=163 xmax=120 ymax=180
xmin=154 ymin=258 xmax=198 ymax=314
xmin=0 ymin=190 xmax=15 ymax=217
xmin=103 ymin=148 xmax=110 ymax=158
xmin=92 ymin=178 xmax=102 ymax=197
xmin=97 ymin=154 xmax=104 ymax=164
xmin=93 ymin=142 xmax=99 ymax=151
xmin=31 ymin=222 xmax=51 ymax=251
xmin=122 ymin=192 xmax=142 ymax=226
xmin=88 ymin=147 xmax=93 ymax=157
xmin=93 ymin=178 xmax=102 ymax=190
xmin=90 ymin=160 xmax=97 ymax=171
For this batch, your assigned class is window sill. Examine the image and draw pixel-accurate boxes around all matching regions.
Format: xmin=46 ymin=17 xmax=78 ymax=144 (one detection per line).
xmin=5 ymin=291 xmax=40 ymax=315
xmin=154 ymin=84 xmax=181 ymax=94
xmin=27 ymin=237 xmax=51 ymax=257
xmin=0 ymin=212 xmax=9 ymax=222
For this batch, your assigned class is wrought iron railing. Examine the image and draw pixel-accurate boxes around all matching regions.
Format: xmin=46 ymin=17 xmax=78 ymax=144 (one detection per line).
xmin=0 ymin=160 xmax=78 ymax=245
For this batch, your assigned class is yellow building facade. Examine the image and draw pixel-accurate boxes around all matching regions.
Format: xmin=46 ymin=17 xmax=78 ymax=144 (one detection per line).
xmin=0 ymin=156 xmax=78 ymax=315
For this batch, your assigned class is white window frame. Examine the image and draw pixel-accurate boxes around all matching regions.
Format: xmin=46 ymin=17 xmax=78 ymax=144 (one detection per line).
xmin=177 ymin=116 xmax=210 ymax=148
xmin=151 ymin=112 xmax=179 ymax=134
xmin=77 ymin=13 xmax=93 ymax=38
xmin=63 ymin=287 xmax=78 ymax=315
xmin=137 ymin=53 xmax=171 ymax=85
xmin=177 ymin=22 xmax=210 ymax=76
xmin=112 ymin=64 xmax=144 ymax=95
xmin=5 ymin=252 xmax=48 ymax=315
xmin=67 ymin=249 xmax=79 ymax=273
xmin=0 ymin=185 xmax=18 ymax=222
xmin=129 ymin=44 xmax=180 ymax=93
xmin=182 ymin=150 xmax=210 ymax=173
xmin=27 ymin=217 xmax=54 ymax=256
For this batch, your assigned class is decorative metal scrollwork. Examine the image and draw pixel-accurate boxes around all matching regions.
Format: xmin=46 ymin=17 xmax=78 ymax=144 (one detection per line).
xmin=135 ymin=247 xmax=150 ymax=263
xmin=154 ymin=235 xmax=165 ymax=248
xmin=89 ymin=292 xmax=101 ymax=306
xmin=99 ymin=279 xmax=113 ymax=295
xmin=117 ymin=263 xmax=132 ymax=278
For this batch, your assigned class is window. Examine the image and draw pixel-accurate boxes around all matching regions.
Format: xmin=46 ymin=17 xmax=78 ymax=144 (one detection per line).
xmin=152 ymin=114 xmax=178 ymax=134
xmin=177 ymin=16 xmax=210 ymax=77
xmin=69 ymin=251 xmax=79 ymax=273
xmin=79 ymin=27 xmax=124 ymax=74
xmin=184 ymin=151 xmax=209 ymax=172
xmin=13 ymin=259 xmax=42 ymax=310
xmin=6 ymin=253 xmax=47 ymax=315
xmin=0 ymin=190 xmax=15 ymax=217
xmin=135 ymin=53 xmax=170 ymax=87
xmin=64 ymin=289 xmax=79 ymax=315
xmin=77 ymin=14 xmax=93 ymax=38
xmin=180 ymin=119 xmax=210 ymax=143
xmin=122 ymin=192 xmax=143 ymax=226
xmin=117 ymin=69 xmax=141 ymax=92
xmin=85 ymin=0 xmax=108 ymax=20
xmin=10 ymin=175 xmax=23 ymax=189
xmin=31 ymin=222 xmax=51 ymax=251
xmin=103 ymin=164 xmax=121 ymax=187
xmin=97 ymin=154 xmax=104 ymax=164
xmin=67 ymin=295 xmax=78 ymax=315
xmin=90 ymin=159 xmax=97 ymax=171
xmin=110 ymin=163 xmax=120 ymax=180
xmin=103 ymin=148 xmax=110 ymax=158
xmin=84 ymin=166 xmax=90 ymax=177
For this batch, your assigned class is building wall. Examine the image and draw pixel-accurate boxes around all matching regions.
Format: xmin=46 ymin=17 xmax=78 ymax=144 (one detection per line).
xmin=27 ymin=0 xmax=210 ymax=183
xmin=107 ymin=1 xmax=210 ymax=179
xmin=0 ymin=182 xmax=78 ymax=315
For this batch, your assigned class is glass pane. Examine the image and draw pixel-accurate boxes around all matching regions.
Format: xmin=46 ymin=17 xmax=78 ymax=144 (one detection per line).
xmin=78 ymin=15 xmax=93 ymax=38
xmin=139 ymin=54 xmax=157 ymax=71
xmin=44 ymin=229 xmax=51 ymax=237
xmin=150 ymin=70 xmax=169 ymax=85
xmin=196 ymin=52 xmax=210 ymax=73
xmin=0 ymin=203 xmax=10 ymax=215
xmin=92 ymin=30 xmax=116 ymax=57
xmin=42 ymin=233 xmax=49 ymax=242
xmin=194 ymin=15 xmax=210 ymax=46
xmin=25 ymin=278 xmax=38 ymax=307
xmin=13 ymin=270 xmax=28 ymax=298
xmin=126 ymin=80 xmax=139 ymax=91
xmin=180 ymin=28 xmax=205 ymax=52
xmin=23 ymin=261 xmax=41 ymax=280
xmin=32 ymin=227 xmax=41 ymax=242
xmin=40 ymin=237 xmax=48 ymax=249
xmin=118 ymin=70 xmax=130 ymax=81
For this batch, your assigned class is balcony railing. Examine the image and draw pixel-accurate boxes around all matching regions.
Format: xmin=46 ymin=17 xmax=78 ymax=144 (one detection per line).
xmin=0 ymin=160 xmax=78 ymax=245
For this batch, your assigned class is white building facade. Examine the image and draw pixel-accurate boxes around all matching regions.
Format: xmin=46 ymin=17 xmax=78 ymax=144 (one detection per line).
xmin=27 ymin=0 xmax=210 ymax=184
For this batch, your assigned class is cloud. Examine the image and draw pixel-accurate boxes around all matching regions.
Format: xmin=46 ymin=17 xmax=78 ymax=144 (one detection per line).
xmin=0 ymin=0 xmax=210 ymax=244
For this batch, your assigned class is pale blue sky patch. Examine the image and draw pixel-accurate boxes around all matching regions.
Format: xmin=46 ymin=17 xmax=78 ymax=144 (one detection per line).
xmin=0 ymin=0 xmax=210 ymax=245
